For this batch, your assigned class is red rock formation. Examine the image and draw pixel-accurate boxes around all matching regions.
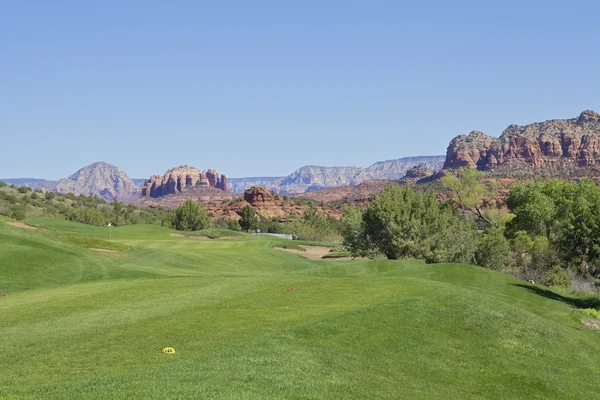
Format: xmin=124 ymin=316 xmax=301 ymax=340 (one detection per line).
xmin=141 ymin=165 xmax=227 ymax=198
xmin=217 ymin=174 xmax=228 ymax=191
xmin=443 ymin=110 xmax=600 ymax=171
xmin=241 ymin=186 xmax=285 ymax=218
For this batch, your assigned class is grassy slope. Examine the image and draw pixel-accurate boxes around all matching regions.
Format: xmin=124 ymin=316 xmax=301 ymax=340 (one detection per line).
xmin=0 ymin=217 xmax=599 ymax=399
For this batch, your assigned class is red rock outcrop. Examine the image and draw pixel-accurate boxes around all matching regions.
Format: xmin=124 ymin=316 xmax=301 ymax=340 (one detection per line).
xmin=141 ymin=165 xmax=228 ymax=197
xmin=444 ymin=110 xmax=600 ymax=171
xmin=241 ymin=186 xmax=285 ymax=218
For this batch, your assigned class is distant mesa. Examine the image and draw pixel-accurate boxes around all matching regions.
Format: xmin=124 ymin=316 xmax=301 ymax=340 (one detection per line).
xmin=228 ymin=156 xmax=445 ymax=194
xmin=141 ymin=165 xmax=227 ymax=198
xmin=55 ymin=161 xmax=138 ymax=201
xmin=444 ymin=110 xmax=600 ymax=172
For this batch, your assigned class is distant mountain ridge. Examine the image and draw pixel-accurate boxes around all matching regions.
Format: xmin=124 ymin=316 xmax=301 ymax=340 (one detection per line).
xmin=3 ymin=156 xmax=445 ymax=199
xmin=54 ymin=162 xmax=138 ymax=201
xmin=228 ymin=156 xmax=445 ymax=194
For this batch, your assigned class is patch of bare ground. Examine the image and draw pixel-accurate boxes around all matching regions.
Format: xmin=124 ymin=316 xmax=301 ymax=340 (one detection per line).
xmin=5 ymin=221 xmax=48 ymax=231
xmin=169 ymin=233 xmax=210 ymax=240
xmin=88 ymin=248 xmax=120 ymax=253
xmin=276 ymin=245 xmax=359 ymax=260
xmin=583 ymin=319 xmax=600 ymax=329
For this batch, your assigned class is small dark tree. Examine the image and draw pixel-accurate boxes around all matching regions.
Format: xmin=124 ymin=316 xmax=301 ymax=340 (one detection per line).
xmin=167 ymin=199 xmax=211 ymax=231
xmin=239 ymin=204 xmax=259 ymax=231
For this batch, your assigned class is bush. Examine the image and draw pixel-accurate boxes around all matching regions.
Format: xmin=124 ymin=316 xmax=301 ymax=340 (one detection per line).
xmin=476 ymin=228 xmax=510 ymax=270
xmin=581 ymin=308 xmax=600 ymax=319
xmin=239 ymin=205 xmax=259 ymax=231
xmin=67 ymin=207 xmax=106 ymax=226
xmin=166 ymin=199 xmax=211 ymax=231
xmin=347 ymin=184 xmax=478 ymax=263
xmin=0 ymin=181 xmax=6 ymax=187
xmin=17 ymin=186 xmax=31 ymax=193
xmin=545 ymin=265 xmax=571 ymax=288
xmin=45 ymin=191 xmax=56 ymax=200
xmin=227 ymin=219 xmax=240 ymax=231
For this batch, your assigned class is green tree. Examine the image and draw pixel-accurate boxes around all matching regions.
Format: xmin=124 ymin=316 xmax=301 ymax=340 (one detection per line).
xmin=112 ymin=201 xmax=125 ymax=225
xmin=476 ymin=227 xmax=510 ymax=270
xmin=441 ymin=167 xmax=500 ymax=228
xmin=346 ymin=184 xmax=477 ymax=263
xmin=239 ymin=204 xmax=259 ymax=231
xmin=341 ymin=206 xmax=376 ymax=258
xmin=166 ymin=199 xmax=211 ymax=231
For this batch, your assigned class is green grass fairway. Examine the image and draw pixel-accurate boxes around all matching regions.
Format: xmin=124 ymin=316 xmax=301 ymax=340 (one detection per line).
xmin=1 ymin=217 xmax=599 ymax=399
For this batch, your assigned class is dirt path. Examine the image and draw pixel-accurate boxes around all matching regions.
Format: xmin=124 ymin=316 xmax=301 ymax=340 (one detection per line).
xmin=88 ymin=248 xmax=120 ymax=253
xmin=5 ymin=221 xmax=48 ymax=231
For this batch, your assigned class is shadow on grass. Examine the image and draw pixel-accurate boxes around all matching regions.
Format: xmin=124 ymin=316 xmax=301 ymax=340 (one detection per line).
xmin=513 ymin=283 xmax=600 ymax=310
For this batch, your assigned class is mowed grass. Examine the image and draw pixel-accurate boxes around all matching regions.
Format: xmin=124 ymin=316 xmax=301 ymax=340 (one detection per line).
xmin=1 ymin=217 xmax=599 ymax=399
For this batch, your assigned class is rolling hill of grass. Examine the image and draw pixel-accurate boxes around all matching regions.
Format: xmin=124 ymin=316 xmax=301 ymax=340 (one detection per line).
xmin=1 ymin=216 xmax=599 ymax=399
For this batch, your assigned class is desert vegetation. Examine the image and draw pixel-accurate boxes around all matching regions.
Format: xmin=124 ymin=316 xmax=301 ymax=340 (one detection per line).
xmin=340 ymin=168 xmax=600 ymax=293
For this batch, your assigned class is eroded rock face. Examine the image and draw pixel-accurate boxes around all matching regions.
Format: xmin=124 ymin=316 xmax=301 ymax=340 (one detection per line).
xmin=242 ymin=186 xmax=285 ymax=218
xmin=444 ymin=110 xmax=600 ymax=171
xmin=55 ymin=162 xmax=138 ymax=201
xmin=141 ymin=165 xmax=227 ymax=197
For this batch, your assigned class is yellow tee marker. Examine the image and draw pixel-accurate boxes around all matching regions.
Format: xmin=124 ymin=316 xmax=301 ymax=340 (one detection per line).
xmin=162 ymin=347 xmax=176 ymax=354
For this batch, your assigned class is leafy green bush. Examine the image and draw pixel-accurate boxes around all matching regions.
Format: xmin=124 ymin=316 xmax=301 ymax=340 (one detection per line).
xmin=67 ymin=206 xmax=106 ymax=226
xmin=581 ymin=308 xmax=600 ymax=319
xmin=545 ymin=265 xmax=571 ymax=288
xmin=227 ymin=219 xmax=240 ymax=231
xmin=476 ymin=228 xmax=510 ymax=270
xmin=345 ymin=184 xmax=478 ymax=263
xmin=166 ymin=199 xmax=211 ymax=231
xmin=239 ymin=205 xmax=259 ymax=231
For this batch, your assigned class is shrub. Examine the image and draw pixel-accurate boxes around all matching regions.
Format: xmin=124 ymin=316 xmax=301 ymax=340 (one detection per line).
xmin=227 ymin=219 xmax=240 ymax=231
xmin=0 ymin=181 xmax=6 ymax=187
xmin=45 ymin=191 xmax=56 ymax=200
xmin=166 ymin=199 xmax=211 ymax=231
xmin=476 ymin=228 xmax=511 ymax=270
xmin=347 ymin=184 xmax=478 ymax=263
xmin=67 ymin=206 xmax=106 ymax=226
xmin=18 ymin=186 xmax=31 ymax=193
xmin=239 ymin=205 xmax=259 ymax=231
xmin=545 ymin=265 xmax=571 ymax=288
xmin=581 ymin=308 xmax=600 ymax=320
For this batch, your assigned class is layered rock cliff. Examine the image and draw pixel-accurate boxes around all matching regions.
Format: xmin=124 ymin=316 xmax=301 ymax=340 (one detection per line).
xmin=141 ymin=165 xmax=227 ymax=198
xmin=228 ymin=156 xmax=445 ymax=194
xmin=444 ymin=110 xmax=600 ymax=171
xmin=55 ymin=162 xmax=138 ymax=201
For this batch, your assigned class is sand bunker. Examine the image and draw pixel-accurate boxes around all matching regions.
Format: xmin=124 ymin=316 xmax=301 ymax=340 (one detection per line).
xmin=88 ymin=248 xmax=120 ymax=253
xmin=276 ymin=245 xmax=341 ymax=260
xmin=170 ymin=233 xmax=210 ymax=240
xmin=5 ymin=221 xmax=48 ymax=231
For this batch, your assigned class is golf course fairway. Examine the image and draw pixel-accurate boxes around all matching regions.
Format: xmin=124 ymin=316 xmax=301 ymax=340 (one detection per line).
xmin=1 ymin=217 xmax=599 ymax=399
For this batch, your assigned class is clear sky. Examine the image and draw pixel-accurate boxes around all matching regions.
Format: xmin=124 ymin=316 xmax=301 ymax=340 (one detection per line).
xmin=1 ymin=1 xmax=599 ymax=179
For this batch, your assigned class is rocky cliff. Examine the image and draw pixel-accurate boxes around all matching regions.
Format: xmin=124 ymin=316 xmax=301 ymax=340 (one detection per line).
xmin=141 ymin=165 xmax=227 ymax=198
xmin=444 ymin=110 xmax=600 ymax=172
xmin=228 ymin=156 xmax=445 ymax=194
xmin=54 ymin=162 xmax=138 ymax=201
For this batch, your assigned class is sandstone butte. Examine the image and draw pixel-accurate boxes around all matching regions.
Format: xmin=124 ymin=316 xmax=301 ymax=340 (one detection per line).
xmin=141 ymin=165 xmax=227 ymax=198
xmin=444 ymin=110 xmax=600 ymax=171
xmin=240 ymin=186 xmax=286 ymax=218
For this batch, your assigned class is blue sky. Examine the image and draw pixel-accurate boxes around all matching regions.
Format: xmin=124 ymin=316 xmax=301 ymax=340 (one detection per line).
xmin=1 ymin=1 xmax=599 ymax=179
